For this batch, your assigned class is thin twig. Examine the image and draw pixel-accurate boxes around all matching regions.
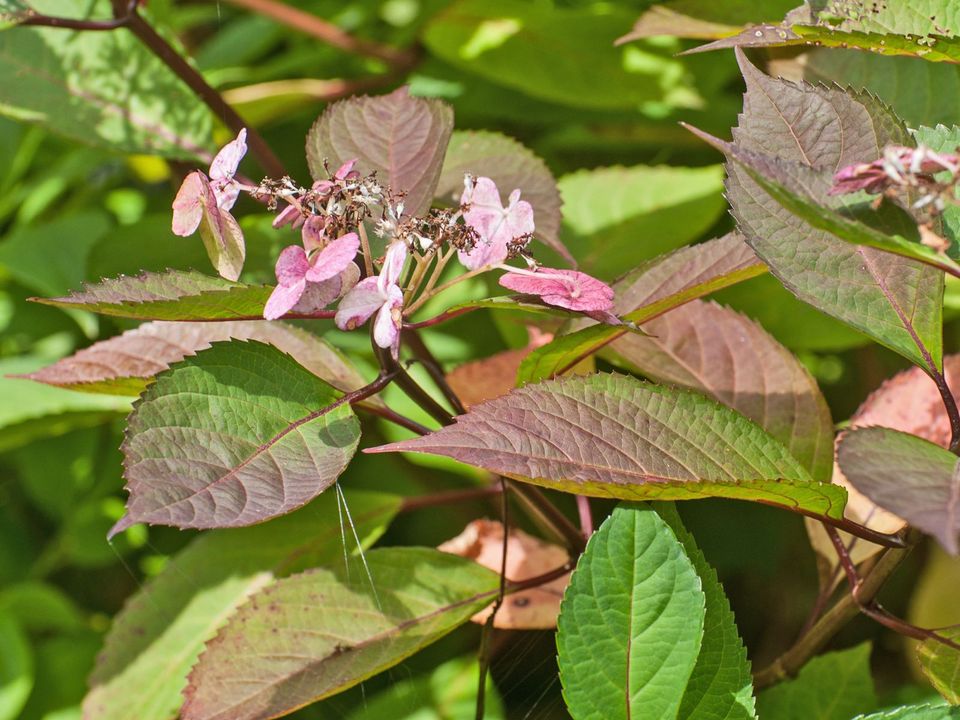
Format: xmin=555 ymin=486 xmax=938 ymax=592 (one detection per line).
xmin=354 ymin=402 xmax=431 ymax=436
xmin=509 ymin=481 xmax=587 ymax=556
xmin=929 ymin=368 xmax=960 ymax=454
xmin=221 ymin=0 xmax=415 ymax=67
xmin=476 ymin=478 xmax=509 ymax=720
xmin=404 ymin=330 xmax=466 ymax=415
xmin=757 ymin=500 xmax=908 ymax=548
xmin=399 ymin=484 xmax=503 ymax=513
xmin=374 ymin=344 xmax=454 ymax=426
xmin=404 ymin=305 xmax=478 ymax=330
xmin=576 ymin=495 xmax=593 ymax=538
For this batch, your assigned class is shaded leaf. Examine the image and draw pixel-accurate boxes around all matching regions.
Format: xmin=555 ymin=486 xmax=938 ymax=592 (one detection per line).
xmin=725 ymin=50 xmax=944 ymax=373
xmin=918 ymin=626 xmax=960 ymax=705
xmin=0 ymin=613 xmax=31 ymax=720
xmin=518 ymin=233 xmax=766 ymax=384
xmin=0 ymin=0 xmax=212 ymax=157
xmin=35 ymin=269 xmax=273 ymax=321
xmin=306 ymin=86 xmax=453 ymax=217
xmin=423 ymin=0 xmax=701 ymax=112
xmin=658 ymin=505 xmax=757 ymax=720
xmin=21 ymin=320 xmax=369 ymax=396
xmin=853 ymin=706 xmax=960 ymax=720
xmin=111 ymin=340 xmax=360 ymax=536
xmin=838 ymin=427 xmax=960 ymax=554
xmin=181 ymin=548 xmax=499 ymax=720
xmin=756 ymin=643 xmax=878 ymax=720
xmin=611 ymin=299 xmax=834 ymax=481
xmin=557 ymin=504 xmax=705 ymax=720
xmin=438 ymin=519 xmax=569 ymax=629
xmin=345 ymin=655 xmax=504 ymax=720
xmin=557 ymin=164 xmax=726 ymax=278
xmin=435 ymin=129 xmax=568 ymax=263
xmin=369 ymin=373 xmax=846 ymax=517
xmin=84 ymin=489 xmax=400 ymax=720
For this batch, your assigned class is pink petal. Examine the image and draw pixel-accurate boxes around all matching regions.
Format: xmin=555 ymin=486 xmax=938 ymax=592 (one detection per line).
xmin=209 ymin=129 xmax=247 ymax=181
xmin=263 ymin=278 xmax=306 ymax=320
xmin=198 ymin=203 xmax=245 ymax=282
xmin=301 ymin=215 xmax=327 ymax=252
xmin=335 ymin=277 xmax=384 ymax=331
xmin=458 ymin=235 xmax=510 ymax=271
xmin=273 ymin=204 xmax=304 ymax=230
xmin=291 ymin=276 xmax=343 ymax=314
xmin=461 ymin=176 xmax=506 ymax=241
xmin=305 ymin=232 xmax=360 ymax=283
xmin=829 ymin=162 xmax=889 ymax=195
xmin=274 ymin=245 xmax=310 ymax=286
xmin=502 ymin=197 xmax=535 ymax=239
xmin=171 ymin=172 xmax=207 ymax=236
xmin=213 ymin=180 xmax=241 ymax=212
xmin=334 ymin=158 xmax=359 ymax=180
xmin=373 ymin=284 xmax=404 ymax=353
xmin=379 ymin=241 xmax=408 ymax=292
xmin=499 ymin=268 xmax=615 ymax=312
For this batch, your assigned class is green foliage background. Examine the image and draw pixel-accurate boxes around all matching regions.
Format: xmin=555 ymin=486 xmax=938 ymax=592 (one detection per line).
xmin=1 ymin=0 xmax=959 ymax=717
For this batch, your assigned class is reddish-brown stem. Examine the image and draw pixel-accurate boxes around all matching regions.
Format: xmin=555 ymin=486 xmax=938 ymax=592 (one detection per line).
xmin=576 ymin=495 xmax=594 ymax=538
xmin=757 ymin=500 xmax=907 ymax=548
xmin=505 ymin=561 xmax=575 ymax=593
xmin=404 ymin=306 xmax=478 ymax=329
xmin=404 ymin=330 xmax=466 ymax=415
xmin=509 ymin=482 xmax=587 ymax=556
xmin=476 ymin=477 xmax=509 ymax=720
xmin=221 ymin=0 xmax=415 ymax=67
xmin=21 ymin=1 xmax=137 ymax=30
xmin=355 ymin=402 xmax=431 ymax=436
xmin=399 ymin=484 xmax=503 ymax=513
xmin=929 ymin=368 xmax=960 ymax=454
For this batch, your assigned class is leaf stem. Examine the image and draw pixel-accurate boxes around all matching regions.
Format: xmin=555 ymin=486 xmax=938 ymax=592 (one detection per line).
xmin=757 ymin=501 xmax=908 ymax=548
xmin=398 ymin=484 xmax=503 ymax=513
xmin=404 ymin=330 xmax=466 ymax=415
xmin=220 ymin=0 xmax=416 ymax=67
xmin=354 ymin=401 xmax=431 ymax=436
xmin=403 ymin=305 xmax=478 ymax=329
xmin=358 ymin=223 xmax=375 ymax=278
xmin=475 ymin=477 xmax=509 ymax=720
xmin=929 ymin=368 xmax=960 ymax=454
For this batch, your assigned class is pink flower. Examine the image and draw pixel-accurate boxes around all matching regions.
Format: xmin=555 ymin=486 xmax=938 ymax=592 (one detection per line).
xmin=499 ymin=267 xmax=614 ymax=313
xmin=335 ymin=241 xmax=408 ymax=356
xmin=272 ymin=158 xmax=359 ymax=230
xmin=458 ymin=176 xmax=535 ymax=270
xmin=171 ymin=130 xmax=249 ymax=281
xmin=830 ymin=145 xmax=960 ymax=195
xmin=263 ymin=232 xmax=361 ymax=320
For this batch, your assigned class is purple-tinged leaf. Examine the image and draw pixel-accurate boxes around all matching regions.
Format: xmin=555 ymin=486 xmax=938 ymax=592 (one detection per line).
xmin=33 ymin=269 xmax=273 ymax=321
xmin=369 ymin=373 xmax=846 ymax=517
xmin=18 ymin=320 xmax=369 ymax=397
xmin=82 ymin=490 xmax=400 ymax=720
xmin=306 ymin=86 xmax=453 ymax=217
xmin=724 ymin=51 xmax=944 ymax=373
xmin=917 ymin=625 xmax=960 ymax=704
xmin=517 ymin=234 xmax=766 ymax=384
xmin=181 ymin=548 xmax=498 ymax=720
xmin=435 ymin=130 xmax=570 ymax=263
xmin=838 ymin=427 xmax=960 ymax=555
xmin=615 ymin=0 xmax=797 ymax=43
xmin=110 ymin=340 xmax=360 ymax=537
xmin=611 ymin=300 xmax=834 ymax=481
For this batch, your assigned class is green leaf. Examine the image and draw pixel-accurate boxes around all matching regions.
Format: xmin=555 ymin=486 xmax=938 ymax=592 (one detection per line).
xmin=657 ymin=506 xmax=756 ymax=720
xmin=0 ymin=356 xmax=130 ymax=454
xmin=619 ymin=0 xmax=798 ymax=41
xmin=423 ymin=0 xmax=701 ymax=112
xmin=306 ymin=86 xmax=453 ymax=217
xmin=21 ymin=320 xmax=370 ymax=396
xmin=181 ymin=548 xmax=499 ymax=720
xmin=0 ymin=613 xmax=32 ymax=720
xmin=0 ymin=0 xmax=213 ymax=157
xmin=918 ymin=626 xmax=960 ymax=705
xmin=556 ymin=164 xmax=726 ymax=278
xmin=84 ymin=489 xmax=400 ymax=720
xmin=34 ymin=269 xmax=274 ymax=320
xmin=853 ymin=704 xmax=960 ymax=719
xmin=724 ymin=50 xmax=945 ymax=373
xmin=345 ymin=655 xmax=505 ymax=720
xmin=612 ymin=299 xmax=834 ymax=481
xmin=557 ymin=504 xmax=706 ymax=720
xmin=111 ymin=340 xmax=361 ymax=535
xmin=838 ymin=427 xmax=960 ymax=555
xmin=756 ymin=643 xmax=878 ymax=720
xmin=368 ymin=373 xmax=847 ymax=517
xmin=435 ymin=129 xmax=568 ymax=263
xmin=518 ymin=233 xmax=766 ymax=383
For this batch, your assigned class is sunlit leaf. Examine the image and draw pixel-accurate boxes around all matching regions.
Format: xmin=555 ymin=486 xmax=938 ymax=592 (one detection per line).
xmin=20 ymin=320 xmax=369 ymax=396
xmin=724 ymin=50 xmax=944 ymax=373
xmin=557 ymin=504 xmax=705 ymax=720
xmin=84 ymin=490 xmax=400 ymax=720
xmin=918 ymin=626 xmax=960 ymax=705
xmin=111 ymin=340 xmax=360 ymax=536
xmin=435 ymin=129 xmax=568 ymax=262
xmin=306 ymin=86 xmax=453 ymax=217
xmin=853 ymin=705 xmax=960 ymax=720
xmin=34 ymin=269 xmax=273 ymax=321
xmin=611 ymin=299 xmax=834 ymax=481
xmin=0 ymin=0 xmax=212 ymax=157
xmin=518 ymin=233 xmax=766 ymax=384
xmin=658 ymin=505 xmax=757 ymax=720
xmin=556 ymin=164 xmax=726 ymax=278
xmin=423 ymin=0 xmax=701 ymax=112
xmin=838 ymin=427 xmax=960 ymax=555
xmin=181 ymin=548 xmax=499 ymax=720
xmin=756 ymin=643 xmax=878 ymax=720
xmin=369 ymin=373 xmax=846 ymax=516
